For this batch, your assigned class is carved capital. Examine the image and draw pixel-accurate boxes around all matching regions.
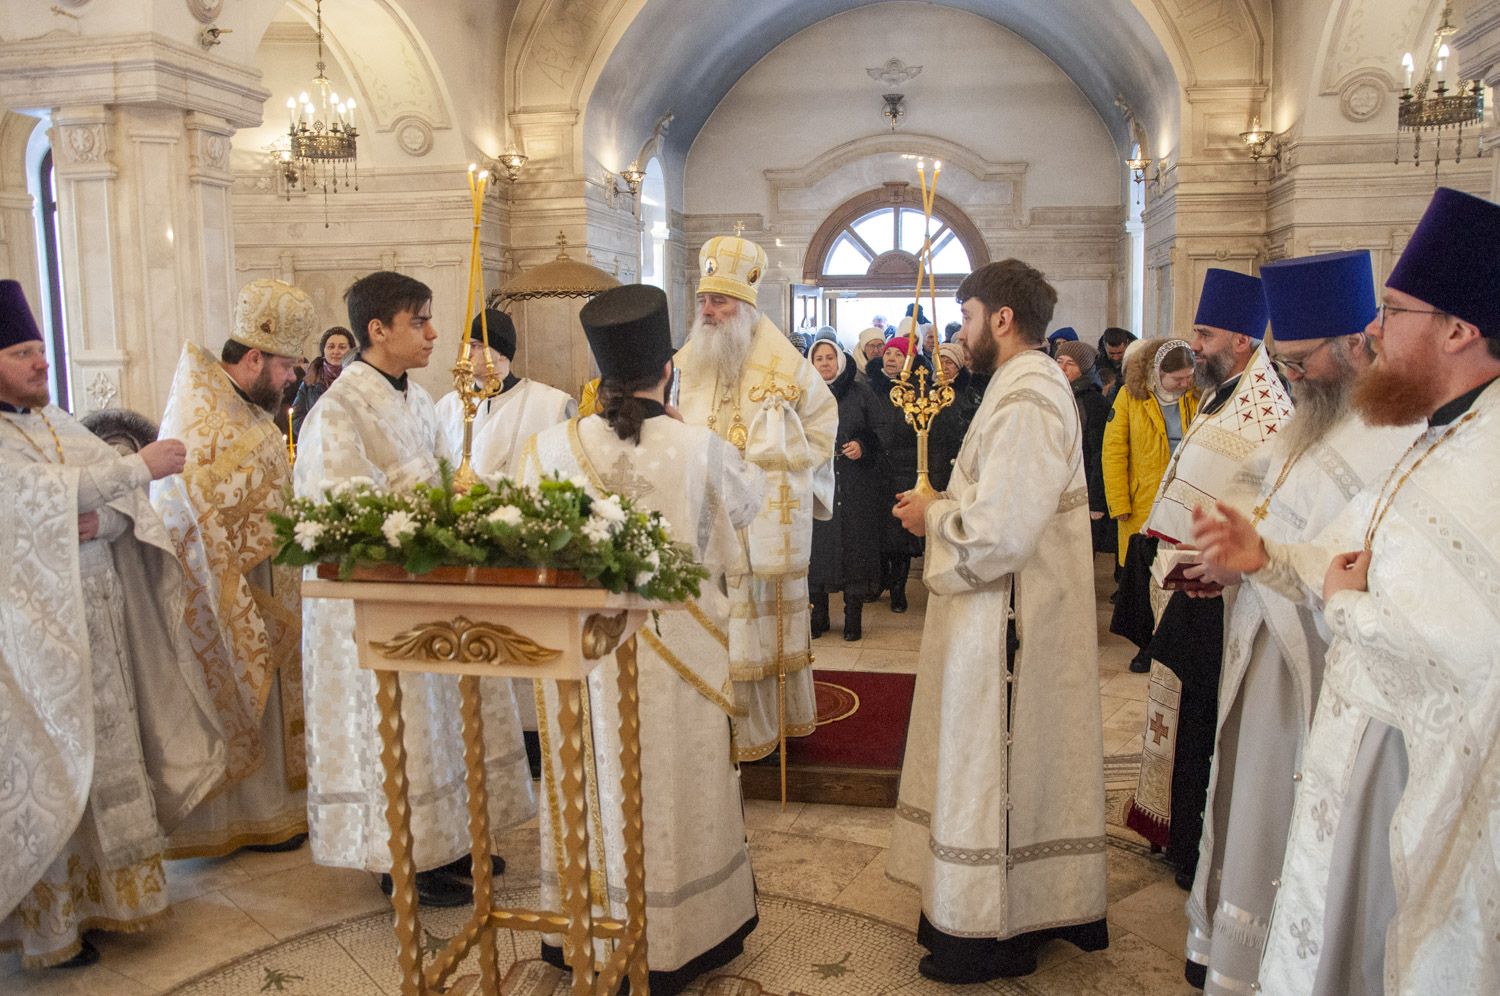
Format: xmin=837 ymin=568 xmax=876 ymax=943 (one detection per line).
xmin=582 ymin=611 xmax=629 ymax=660
xmin=371 ymin=615 xmax=562 ymax=666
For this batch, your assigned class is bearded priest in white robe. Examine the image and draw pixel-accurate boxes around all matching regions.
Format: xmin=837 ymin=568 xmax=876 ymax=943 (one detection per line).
xmin=1197 ymin=188 xmax=1500 ymax=996
xmin=153 ymin=279 xmax=312 ymax=859
xmin=888 ymin=260 xmax=1108 ymax=984
xmin=1180 ymin=251 xmax=1418 ymax=994
xmin=675 ymin=234 xmax=837 ymax=761
xmin=295 ymin=271 xmax=535 ymax=908
xmin=0 ymin=280 xmax=225 ymax=968
xmin=517 ymin=284 xmax=764 ymax=994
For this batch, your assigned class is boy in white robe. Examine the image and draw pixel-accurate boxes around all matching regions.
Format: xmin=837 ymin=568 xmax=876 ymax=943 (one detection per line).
xmin=466 ymin=308 xmax=578 ymax=476
xmin=888 ymin=259 xmax=1108 ymax=982
xmin=517 ymin=284 xmax=763 ymax=994
xmin=295 ymin=271 xmax=535 ymax=908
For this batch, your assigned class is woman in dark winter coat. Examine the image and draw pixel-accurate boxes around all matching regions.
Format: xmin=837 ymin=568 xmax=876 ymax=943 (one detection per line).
xmin=808 ymin=333 xmax=886 ymax=640
xmin=1055 ymin=340 xmax=1112 ymax=556
xmin=863 ymin=336 xmax=923 ymax=612
xmin=290 ymin=325 xmax=355 ymax=439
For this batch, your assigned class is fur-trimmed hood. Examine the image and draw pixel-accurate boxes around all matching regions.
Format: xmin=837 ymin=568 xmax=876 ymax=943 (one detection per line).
xmin=1122 ymin=337 xmax=1164 ymax=400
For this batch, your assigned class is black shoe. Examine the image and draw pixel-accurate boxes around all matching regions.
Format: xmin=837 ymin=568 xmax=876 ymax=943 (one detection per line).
xmin=51 ymin=939 xmax=99 ymax=969
xmin=1129 ymin=652 xmax=1151 ymax=674
xmin=1174 ymin=867 xmax=1196 ymax=891
xmin=379 ymin=869 xmax=473 ymax=908
xmin=810 ymin=593 xmax=830 ymax=639
xmin=890 ymin=586 xmax=907 ymax=613
xmin=917 ymin=949 xmax=1037 ymax=984
xmin=241 ymin=833 xmax=307 ymax=854
xmin=437 ymin=853 xmax=506 ymax=878
xmin=843 ymin=602 xmax=863 ymax=642
xmin=1184 ymin=959 xmax=1207 ymax=989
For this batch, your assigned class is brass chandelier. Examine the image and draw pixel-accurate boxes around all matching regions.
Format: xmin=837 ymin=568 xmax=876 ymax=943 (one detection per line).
xmin=1396 ymin=1 xmax=1485 ymax=172
xmin=282 ymin=0 xmax=358 ymax=223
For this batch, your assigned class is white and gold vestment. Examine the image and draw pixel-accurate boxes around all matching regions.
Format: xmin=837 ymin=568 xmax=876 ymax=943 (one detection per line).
xmin=675 ymin=315 xmax=838 ymax=759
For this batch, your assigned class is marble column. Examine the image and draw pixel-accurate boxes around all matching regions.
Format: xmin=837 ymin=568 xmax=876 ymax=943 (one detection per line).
xmin=1454 ymin=0 xmax=1500 ymax=198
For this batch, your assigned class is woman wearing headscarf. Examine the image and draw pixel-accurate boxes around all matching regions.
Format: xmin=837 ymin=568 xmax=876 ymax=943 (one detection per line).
xmin=807 ymin=331 xmax=885 ymax=640
xmin=1102 ymin=338 xmax=1199 ymax=670
xmin=856 ymin=327 xmax=885 ymax=384
xmin=864 ymin=336 xmax=923 ymax=612
xmin=927 ymin=341 xmax=981 ymax=493
xmin=290 ymin=325 xmax=354 ymax=439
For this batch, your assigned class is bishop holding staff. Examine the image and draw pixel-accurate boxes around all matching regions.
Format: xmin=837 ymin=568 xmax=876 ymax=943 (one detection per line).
xmin=674 ymin=234 xmax=838 ymax=761
xmin=153 ymin=279 xmax=313 ymax=858
xmin=295 ymin=272 xmax=535 ymax=908
xmin=0 ymin=280 xmax=225 ymax=968
xmin=887 ymin=260 xmax=1108 ymax=983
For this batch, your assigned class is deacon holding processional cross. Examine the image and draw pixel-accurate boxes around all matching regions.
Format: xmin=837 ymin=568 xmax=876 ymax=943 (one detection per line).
xmin=674 ymin=231 xmax=838 ymax=770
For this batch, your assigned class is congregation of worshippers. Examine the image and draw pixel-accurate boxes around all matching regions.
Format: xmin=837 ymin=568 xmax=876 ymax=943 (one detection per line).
xmin=2 ymin=183 xmax=1497 ymax=995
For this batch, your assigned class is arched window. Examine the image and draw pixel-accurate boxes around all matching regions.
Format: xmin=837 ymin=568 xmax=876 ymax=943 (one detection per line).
xmin=638 ymin=157 xmax=667 ymax=290
xmin=804 ymin=183 xmax=988 ymax=292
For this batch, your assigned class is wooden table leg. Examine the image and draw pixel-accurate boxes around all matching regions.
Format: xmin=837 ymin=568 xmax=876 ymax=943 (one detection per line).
xmin=458 ymin=675 xmax=499 ymax=992
xmin=616 ymin=635 xmax=650 ymax=993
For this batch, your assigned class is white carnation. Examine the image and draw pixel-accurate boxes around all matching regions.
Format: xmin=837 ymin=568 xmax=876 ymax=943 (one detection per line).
xmin=591 ymin=494 xmax=627 ymax=524
xmin=582 ymin=518 xmax=612 ymax=543
xmin=381 ymin=510 xmax=418 ymax=547
xmin=293 ymin=520 xmax=326 ymax=551
xmin=634 ymin=569 xmax=655 ymax=588
xmin=486 ymin=505 xmax=523 ymax=527
xmin=567 ymin=474 xmax=590 ymax=490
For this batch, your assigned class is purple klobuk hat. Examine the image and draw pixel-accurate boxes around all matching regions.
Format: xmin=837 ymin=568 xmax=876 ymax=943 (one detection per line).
xmin=1387 ymin=187 xmax=1500 ymax=338
xmin=1260 ymin=250 xmax=1377 ymax=342
xmin=1194 ymin=268 xmax=1267 ymax=339
xmin=0 ymin=279 xmax=44 ymax=351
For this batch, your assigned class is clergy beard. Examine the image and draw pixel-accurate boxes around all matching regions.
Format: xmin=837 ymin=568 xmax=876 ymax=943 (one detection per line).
xmin=1352 ymin=353 xmax=1443 ymax=427
xmin=247 ymin=367 xmax=284 ymax=414
xmin=1195 ymin=349 xmax=1231 ymax=392
xmin=1282 ymin=361 xmax=1355 ymax=455
xmin=967 ymin=328 xmax=999 ymax=375
xmin=688 ymin=304 xmax=757 ymax=386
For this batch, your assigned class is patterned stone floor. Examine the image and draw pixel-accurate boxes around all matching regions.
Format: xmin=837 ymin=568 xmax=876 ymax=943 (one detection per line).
xmin=4 ymin=556 xmax=1197 ymax=995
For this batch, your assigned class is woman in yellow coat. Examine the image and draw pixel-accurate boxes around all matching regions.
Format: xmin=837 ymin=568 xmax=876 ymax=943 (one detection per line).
xmin=1101 ymin=338 xmax=1199 ymax=565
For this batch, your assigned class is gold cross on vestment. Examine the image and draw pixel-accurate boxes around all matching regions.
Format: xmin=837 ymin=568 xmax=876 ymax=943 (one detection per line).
xmin=1250 ymin=500 xmax=1270 ymax=524
xmin=1149 ymin=711 xmax=1169 ymax=745
xmin=748 ymin=357 xmax=801 ymax=406
xmin=770 ymin=482 xmax=801 ymax=525
xmin=715 ymin=236 xmax=754 ymax=275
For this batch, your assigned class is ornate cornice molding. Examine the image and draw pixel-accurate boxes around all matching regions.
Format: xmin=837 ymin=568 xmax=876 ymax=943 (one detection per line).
xmin=0 ymin=32 xmax=269 ymax=129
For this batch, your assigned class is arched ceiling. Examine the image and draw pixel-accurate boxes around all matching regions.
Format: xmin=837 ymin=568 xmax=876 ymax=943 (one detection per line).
xmin=580 ymin=0 xmax=1185 ymax=170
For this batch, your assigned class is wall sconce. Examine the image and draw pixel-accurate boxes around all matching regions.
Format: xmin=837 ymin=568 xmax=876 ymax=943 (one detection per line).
xmin=269 ymin=146 xmax=301 ymax=198
xmin=494 ymin=146 xmax=528 ymax=184
xmin=1240 ymin=117 xmax=1281 ymax=164
xmin=1126 ymin=154 xmax=1160 ymax=185
xmin=602 ymin=161 xmax=645 ymax=209
xmin=882 ymin=93 xmax=905 ymax=130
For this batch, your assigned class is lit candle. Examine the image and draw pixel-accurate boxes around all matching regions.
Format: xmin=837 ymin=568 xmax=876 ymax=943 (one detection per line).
xmin=346 ymin=99 xmax=356 ymax=130
xmin=460 ymin=165 xmax=479 ymax=366
xmin=1402 ymin=52 xmax=1415 ymax=90
xmin=286 ymin=97 xmax=296 ymax=130
xmin=287 ymin=407 xmax=296 ymax=462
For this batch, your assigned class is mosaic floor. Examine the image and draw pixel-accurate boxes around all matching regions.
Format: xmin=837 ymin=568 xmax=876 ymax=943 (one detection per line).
xmin=5 ymin=557 xmax=1198 ymax=995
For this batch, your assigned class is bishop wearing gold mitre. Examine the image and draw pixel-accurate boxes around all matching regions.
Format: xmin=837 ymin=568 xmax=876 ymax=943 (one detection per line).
xmin=152 ymin=280 xmax=313 ymax=858
xmin=674 ymin=234 xmax=838 ymax=761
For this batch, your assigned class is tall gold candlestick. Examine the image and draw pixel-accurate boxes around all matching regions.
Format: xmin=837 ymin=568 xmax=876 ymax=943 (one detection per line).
xmin=286 ymin=406 xmax=296 ymax=464
xmin=451 ymin=165 xmax=503 ymax=492
xmin=888 ymin=157 xmax=953 ymax=499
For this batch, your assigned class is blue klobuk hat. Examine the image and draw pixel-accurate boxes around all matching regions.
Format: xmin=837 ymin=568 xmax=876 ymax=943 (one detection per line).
xmin=1260 ymin=250 xmax=1376 ymax=343
xmin=1194 ymin=268 xmax=1267 ymax=339
xmin=1047 ymin=326 xmax=1079 ymax=344
xmin=1387 ymin=187 xmax=1500 ymax=338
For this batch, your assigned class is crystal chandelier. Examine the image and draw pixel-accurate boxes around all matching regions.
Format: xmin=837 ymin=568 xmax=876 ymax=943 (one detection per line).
xmin=1397 ymin=1 xmax=1485 ymax=171
xmin=282 ymin=0 xmax=357 ymax=224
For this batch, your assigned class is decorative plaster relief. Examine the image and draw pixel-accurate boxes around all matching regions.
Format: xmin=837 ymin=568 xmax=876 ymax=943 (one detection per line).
xmin=519 ymin=0 xmax=616 ymax=107
xmin=60 ymin=122 xmax=108 ymax=164
xmin=1323 ymin=0 xmax=1425 ymax=94
xmin=85 ymin=371 xmax=118 ymax=411
xmin=1155 ymin=0 xmax=1264 ymax=83
xmin=186 ymin=0 xmax=224 ymax=23
xmin=866 ymin=59 xmax=922 ymax=86
xmin=394 ymin=115 xmax=434 ymax=157
xmin=1339 ymin=73 xmax=1387 ymax=122
xmin=317 ymin=0 xmax=452 ymax=131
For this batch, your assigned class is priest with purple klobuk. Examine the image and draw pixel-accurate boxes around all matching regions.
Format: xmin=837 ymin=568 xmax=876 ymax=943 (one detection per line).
xmin=0 ymin=280 xmax=224 ymax=967
xmin=673 ymin=235 xmax=837 ymax=761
